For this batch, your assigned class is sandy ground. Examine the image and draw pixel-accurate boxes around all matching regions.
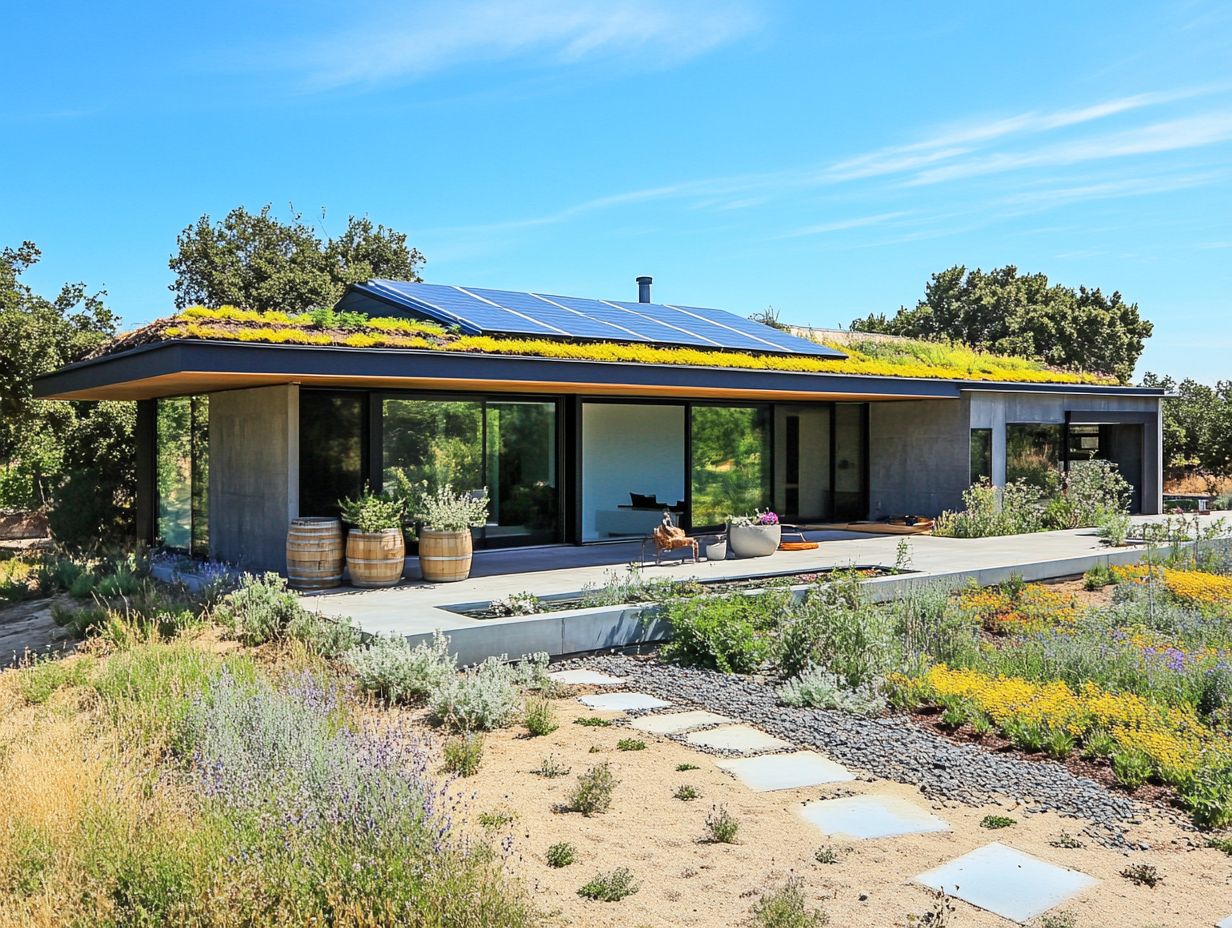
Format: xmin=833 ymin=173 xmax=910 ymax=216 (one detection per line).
xmin=456 ymin=692 xmax=1232 ymax=928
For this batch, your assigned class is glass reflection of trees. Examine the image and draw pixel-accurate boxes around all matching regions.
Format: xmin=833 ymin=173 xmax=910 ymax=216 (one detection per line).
xmin=156 ymin=396 xmax=208 ymax=555
xmin=690 ymin=406 xmax=770 ymax=526
xmin=1006 ymin=423 xmax=1063 ymax=488
xmin=382 ymin=397 xmax=558 ymax=544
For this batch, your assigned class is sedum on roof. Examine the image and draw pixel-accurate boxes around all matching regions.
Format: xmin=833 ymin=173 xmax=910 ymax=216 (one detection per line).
xmin=96 ymin=306 xmax=1120 ymax=386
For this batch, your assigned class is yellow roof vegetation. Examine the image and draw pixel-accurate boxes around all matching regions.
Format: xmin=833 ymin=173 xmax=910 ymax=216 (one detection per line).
xmin=131 ymin=305 xmax=1118 ymax=385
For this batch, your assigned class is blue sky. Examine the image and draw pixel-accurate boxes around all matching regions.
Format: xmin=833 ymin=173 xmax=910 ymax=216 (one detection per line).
xmin=3 ymin=0 xmax=1230 ymax=381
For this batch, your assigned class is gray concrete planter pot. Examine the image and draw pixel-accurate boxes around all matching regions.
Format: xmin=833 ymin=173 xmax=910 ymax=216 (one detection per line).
xmin=728 ymin=523 xmax=781 ymax=557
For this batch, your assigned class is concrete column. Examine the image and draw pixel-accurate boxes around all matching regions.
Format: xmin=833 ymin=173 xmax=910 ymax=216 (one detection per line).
xmin=208 ymin=384 xmax=299 ymax=572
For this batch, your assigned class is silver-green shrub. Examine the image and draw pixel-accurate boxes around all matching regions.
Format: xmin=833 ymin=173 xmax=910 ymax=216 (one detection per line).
xmin=778 ymin=665 xmax=886 ymax=716
xmin=429 ymin=656 xmax=521 ymax=731
xmin=343 ymin=631 xmax=456 ymax=704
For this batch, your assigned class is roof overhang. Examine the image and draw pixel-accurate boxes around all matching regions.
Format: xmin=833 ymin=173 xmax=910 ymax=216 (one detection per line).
xmin=35 ymin=340 xmax=1167 ymax=404
xmin=36 ymin=339 xmax=963 ymax=403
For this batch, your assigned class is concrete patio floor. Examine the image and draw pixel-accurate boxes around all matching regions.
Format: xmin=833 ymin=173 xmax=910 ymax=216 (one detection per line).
xmin=302 ymin=522 xmax=1157 ymax=644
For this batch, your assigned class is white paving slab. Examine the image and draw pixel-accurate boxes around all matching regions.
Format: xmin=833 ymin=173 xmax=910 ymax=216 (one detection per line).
xmin=577 ymin=692 xmax=671 ymax=712
xmin=914 ymin=842 xmax=1097 ymax=923
xmin=717 ymin=751 xmax=855 ymax=791
xmin=548 ymin=669 xmax=624 ymax=686
xmin=684 ymin=724 xmax=792 ymax=754
xmin=628 ymin=710 xmax=733 ymax=734
xmin=1216 ymin=917 xmax=1232 ymax=928
xmin=800 ymin=795 xmax=949 ymax=839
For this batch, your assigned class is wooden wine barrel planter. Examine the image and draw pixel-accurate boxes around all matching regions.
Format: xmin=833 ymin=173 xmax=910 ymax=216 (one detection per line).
xmin=345 ymin=529 xmax=406 ymax=588
xmin=286 ymin=518 xmax=344 ymax=590
xmin=418 ymin=529 xmax=473 ymax=582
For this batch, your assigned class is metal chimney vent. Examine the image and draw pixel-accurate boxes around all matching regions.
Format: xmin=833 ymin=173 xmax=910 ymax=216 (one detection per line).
xmin=636 ymin=275 xmax=653 ymax=303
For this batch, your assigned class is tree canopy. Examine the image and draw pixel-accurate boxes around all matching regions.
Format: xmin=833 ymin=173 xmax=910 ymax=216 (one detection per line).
xmin=0 ymin=242 xmax=134 ymax=541
xmin=849 ymin=265 xmax=1153 ymax=383
xmin=168 ymin=205 xmax=425 ymax=313
xmin=1141 ymin=373 xmax=1232 ymax=492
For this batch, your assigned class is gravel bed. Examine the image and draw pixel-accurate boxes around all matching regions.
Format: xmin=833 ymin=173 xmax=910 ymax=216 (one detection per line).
xmin=562 ymin=654 xmax=1155 ymax=849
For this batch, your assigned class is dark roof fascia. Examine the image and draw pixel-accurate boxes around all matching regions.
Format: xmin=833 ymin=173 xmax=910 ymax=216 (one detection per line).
xmin=35 ymin=338 xmax=958 ymax=400
xmin=957 ymin=381 xmax=1167 ymax=398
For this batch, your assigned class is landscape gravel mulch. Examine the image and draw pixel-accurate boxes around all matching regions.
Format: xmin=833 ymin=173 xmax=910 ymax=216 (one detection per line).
xmin=561 ymin=653 xmax=1167 ymax=849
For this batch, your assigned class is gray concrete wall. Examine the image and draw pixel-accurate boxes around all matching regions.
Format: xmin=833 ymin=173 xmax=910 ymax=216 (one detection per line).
xmin=968 ymin=391 xmax=1163 ymax=514
xmin=208 ymin=385 xmax=299 ymax=571
xmin=868 ymin=398 xmax=971 ymax=518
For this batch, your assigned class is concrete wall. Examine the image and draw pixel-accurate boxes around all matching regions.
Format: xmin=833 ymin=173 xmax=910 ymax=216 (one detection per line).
xmin=868 ymin=398 xmax=970 ymax=518
xmin=209 ymin=385 xmax=299 ymax=571
xmin=968 ymin=391 xmax=1163 ymax=514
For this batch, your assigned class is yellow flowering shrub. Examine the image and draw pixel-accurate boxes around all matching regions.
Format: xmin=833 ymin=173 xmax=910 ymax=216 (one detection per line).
xmin=912 ymin=665 xmax=1223 ymax=786
xmin=1110 ymin=564 xmax=1232 ymax=608
xmin=958 ymin=584 xmax=1078 ymax=634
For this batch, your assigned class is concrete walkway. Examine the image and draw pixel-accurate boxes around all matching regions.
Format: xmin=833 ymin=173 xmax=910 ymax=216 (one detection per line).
xmin=302 ymin=522 xmax=1156 ymax=640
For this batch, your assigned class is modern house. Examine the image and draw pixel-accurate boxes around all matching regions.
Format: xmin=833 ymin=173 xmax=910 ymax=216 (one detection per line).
xmin=35 ymin=278 xmax=1166 ymax=572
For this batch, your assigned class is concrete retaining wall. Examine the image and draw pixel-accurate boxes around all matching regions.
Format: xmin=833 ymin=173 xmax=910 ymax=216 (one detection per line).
xmin=208 ymin=385 xmax=299 ymax=572
xmin=402 ymin=543 xmax=1154 ymax=664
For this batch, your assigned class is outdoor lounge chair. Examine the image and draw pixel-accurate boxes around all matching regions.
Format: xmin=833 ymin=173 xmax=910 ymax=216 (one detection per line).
xmin=650 ymin=510 xmax=699 ymax=564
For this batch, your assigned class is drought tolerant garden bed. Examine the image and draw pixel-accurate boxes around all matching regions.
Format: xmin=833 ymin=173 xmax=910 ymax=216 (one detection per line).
xmin=457 ymin=564 xmax=903 ymax=620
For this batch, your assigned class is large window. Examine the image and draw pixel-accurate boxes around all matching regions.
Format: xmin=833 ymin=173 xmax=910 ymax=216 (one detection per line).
xmin=970 ymin=428 xmax=992 ymax=484
xmin=1006 ymin=423 xmax=1063 ymax=488
xmin=832 ymin=403 xmax=867 ymax=520
xmin=382 ymin=396 xmax=559 ymax=546
xmin=774 ymin=405 xmax=832 ymax=520
xmin=690 ymin=405 xmax=770 ymax=527
xmin=156 ymin=395 xmax=208 ymax=556
xmin=299 ymin=392 xmax=366 ymax=519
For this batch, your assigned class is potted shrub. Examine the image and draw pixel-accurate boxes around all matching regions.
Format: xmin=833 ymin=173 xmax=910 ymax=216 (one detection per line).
xmin=339 ymin=488 xmax=407 ymax=588
xmin=415 ymin=483 xmax=490 ymax=582
xmin=727 ymin=510 xmax=781 ymax=558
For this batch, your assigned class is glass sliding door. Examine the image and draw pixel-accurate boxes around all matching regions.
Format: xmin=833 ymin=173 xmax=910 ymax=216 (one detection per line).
xmin=690 ymin=405 xmax=770 ymax=527
xmin=774 ymin=405 xmax=832 ymax=521
xmin=155 ymin=395 xmax=209 ymax=556
xmin=485 ymin=400 xmax=559 ymax=545
xmin=581 ymin=403 xmax=685 ymax=541
xmin=380 ymin=394 xmax=561 ymax=548
xmin=832 ymin=403 xmax=867 ymax=520
xmin=299 ymin=391 xmax=366 ymax=519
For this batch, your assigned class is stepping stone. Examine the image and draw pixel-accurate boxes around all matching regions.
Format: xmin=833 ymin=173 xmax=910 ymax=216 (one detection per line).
xmin=577 ymin=692 xmax=670 ymax=712
xmin=684 ymin=724 xmax=792 ymax=754
xmin=629 ymin=710 xmax=732 ymax=734
xmin=800 ymin=795 xmax=949 ymax=839
xmin=914 ymin=842 xmax=1097 ymax=923
xmin=548 ymin=669 xmax=624 ymax=686
xmin=717 ymin=751 xmax=854 ymax=791
xmin=1217 ymin=918 xmax=1232 ymax=928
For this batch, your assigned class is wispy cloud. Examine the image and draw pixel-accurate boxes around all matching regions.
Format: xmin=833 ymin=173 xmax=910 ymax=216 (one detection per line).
xmin=262 ymin=0 xmax=760 ymax=90
xmin=907 ymin=111 xmax=1232 ymax=185
xmin=423 ymin=84 xmax=1232 ymax=247
xmin=778 ymin=211 xmax=909 ymax=238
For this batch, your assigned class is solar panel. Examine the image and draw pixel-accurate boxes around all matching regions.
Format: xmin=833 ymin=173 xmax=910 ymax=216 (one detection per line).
xmin=345 ymin=280 xmax=845 ymax=358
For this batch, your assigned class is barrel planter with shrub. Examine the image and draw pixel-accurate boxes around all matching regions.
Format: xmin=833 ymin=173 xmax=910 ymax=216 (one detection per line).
xmin=339 ymin=489 xmax=407 ymax=589
xmin=285 ymin=517 xmax=344 ymax=590
xmin=345 ymin=528 xmax=406 ymax=588
xmin=415 ymin=484 xmax=490 ymax=583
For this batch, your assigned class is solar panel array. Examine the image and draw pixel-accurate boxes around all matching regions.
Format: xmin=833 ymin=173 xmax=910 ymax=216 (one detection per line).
xmin=347 ymin=280 xmax=844 ymax=358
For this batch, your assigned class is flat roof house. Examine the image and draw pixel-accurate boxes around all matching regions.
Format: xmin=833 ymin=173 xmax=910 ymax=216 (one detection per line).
xmin=35 ymin=278 xmax=1166 ymax=572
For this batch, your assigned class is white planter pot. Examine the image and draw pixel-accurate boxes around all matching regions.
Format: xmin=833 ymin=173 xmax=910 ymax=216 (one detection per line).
xmin=728 ymin=523 xmax=781 ymax=557
xmin=706 ymin=540 xmax=728 ymax=561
